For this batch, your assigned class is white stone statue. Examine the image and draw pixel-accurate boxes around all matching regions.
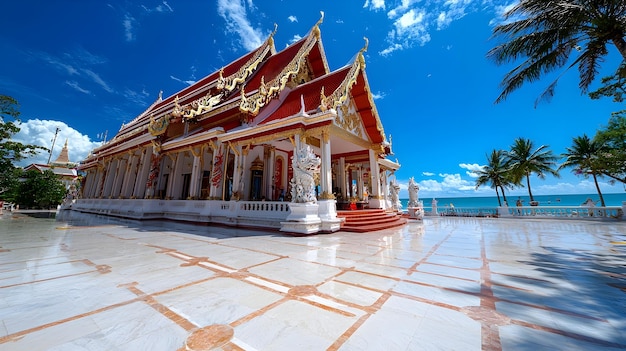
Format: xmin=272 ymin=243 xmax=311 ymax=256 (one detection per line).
xmin=407 ymin=177 xmax=420 ymax=207
xmin=289 ymin=144 xmax=321 ymax=203
xmin=389 ymin=179 xmax=401 ymax=211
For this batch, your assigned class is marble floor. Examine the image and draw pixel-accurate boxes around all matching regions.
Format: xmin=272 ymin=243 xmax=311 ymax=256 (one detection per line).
xmin=0 ymin=211 xmax=625 ymax=351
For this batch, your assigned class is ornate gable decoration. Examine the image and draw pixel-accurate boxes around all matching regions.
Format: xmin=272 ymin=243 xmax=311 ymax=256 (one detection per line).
xmin=148 ymin=113 xmax=169 ymax=136
xmin=170 ymin=27 xmax=277 ymax=122
xmin=217 ymin=24 xmax=277 ymax=93
xmin=335 ymin=98 xmax=364 ymax=138
xmin=320 ymin=38 xmax=368 ymax=113
xmin=239 ymin=13 xmax=324 ymax=117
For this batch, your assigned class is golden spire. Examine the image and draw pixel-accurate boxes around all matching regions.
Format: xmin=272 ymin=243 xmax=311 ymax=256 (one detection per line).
xmin=312 ymin=11 xmax=324 ymax=39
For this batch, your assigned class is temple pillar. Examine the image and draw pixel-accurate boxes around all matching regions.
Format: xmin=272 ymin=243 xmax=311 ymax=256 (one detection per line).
xmin=102 ymin=158 xmax=117 ymax=198
xmin=356 ymin=166 xmax=364 ymax=201
xmin=84 ymin=169 xmax=95 ymax=198
xmin=189 ymin=146 xmax=202 ymax=199
xmin=209 ymin=142 xmax=225 ymax=200
xmin=238 ymin=145 xmax=249 ymax=200
xmin=338 ymin=157 xmax=348 ymax=201
xmin=381 ymin=171 xmax=391 ymax=209
xmin=112 ymin=158 xmax=127 ymax=198
xmin=133 ymin=147 xmax=152 ymax=199
xmin=367 ymin=149 xmax=384 ymax=209
xmin=229 ymin=145 xmax=242 ymax=201
xmin=317 ymin=128 xmax=340 ymax=232
xmin=261 ymin=145 xmax=275 ymax=200
xmin=165 ymin=152 xmax=180 ymax=199
xmin=120 ymin=151 xmax=136 ymax=198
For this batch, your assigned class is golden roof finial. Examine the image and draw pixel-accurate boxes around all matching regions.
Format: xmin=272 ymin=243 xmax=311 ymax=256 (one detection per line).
xmin=268 ymin=23 xmax=278 ymax=47
xmin=360 ymin=37 xmax=369 ymax=54
xmin=312 ymin=11 xmax=324 ymax=39
xmin=358 ymin=37 xmax=369 ymax=69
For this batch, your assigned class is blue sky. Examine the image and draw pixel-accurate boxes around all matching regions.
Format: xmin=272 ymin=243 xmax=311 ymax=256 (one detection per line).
xmin=1 ymin=0 xmax=624 ymax=198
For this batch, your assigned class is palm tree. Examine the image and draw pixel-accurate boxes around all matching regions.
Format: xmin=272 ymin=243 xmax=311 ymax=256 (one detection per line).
xmin=506 ymin=137 xmax=560 ymax=203
xmin=475 ymin=149 xmax=516 ymax=206
xmin=559 ymin=134 xmax=607 ymax=206
xmin=488 ymin=0 xmax=626 ymax=104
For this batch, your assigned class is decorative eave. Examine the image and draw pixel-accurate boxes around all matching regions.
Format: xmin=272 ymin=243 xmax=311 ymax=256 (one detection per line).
xmin=239 ymin=12 xmax=325 ymax=117
xmin=319 ymin=38 xmax=388 ymax=149
xmin=88 ymin=132 xmax=155 ymax=161
xmin=160 ymin=127 xmax=225 ymax=153
xmin=219 ymin=110 xmax=336 ymax=146
xmin=320 ymin=38 xmax=368 ymax=112
xmin=171 ymin=25 xmax=278 ymax=122
xmin=379 ymin=157 xmax=401 ymax=171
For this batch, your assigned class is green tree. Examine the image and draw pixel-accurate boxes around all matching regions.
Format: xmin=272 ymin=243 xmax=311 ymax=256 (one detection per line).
xmin=488 ymin=0 xmax=626 ymax=104
xmin=559 ymin=134 xmax=607 ymax=206
xmin=0 ymin=95 xmax=47 ymax=198
xmin=15 ymin=169 xmax=67 ymax=209
xmin=506 ymin=137 xmax=559 ymax=203
xmin=594 ymin=114 xmax=626 ymax=184
xmin=475 ymin=149 xmax=516 ymax=206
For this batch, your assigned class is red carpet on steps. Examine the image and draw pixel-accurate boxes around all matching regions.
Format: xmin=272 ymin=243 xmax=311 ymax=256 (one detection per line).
xmin=336 ymin=209 xmax=407 ymax=233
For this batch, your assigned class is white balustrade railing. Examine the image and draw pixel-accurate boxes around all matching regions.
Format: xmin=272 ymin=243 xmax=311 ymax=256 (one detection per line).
xmin=423 ymin=207 xmax=498 ymax=218
xmin=420 ymin=204 xmax=624 ymax=220
xmin=500 ymin=205 xmax=624 ymax=219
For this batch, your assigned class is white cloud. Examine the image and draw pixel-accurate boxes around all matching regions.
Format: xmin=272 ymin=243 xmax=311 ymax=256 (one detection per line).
xmin=378 ymin=0 xmax=509 ymax=56
xmin=379 ymin=43 xmax=403 ymax=56
xmin=289 ymin=34 xmax=303 ymax=45
xmin=422 ymin=171 xmax=435 ymax=176
xmin=459 ymin=163 xmax=483 ymax=178
xmin=123 ymin=88 xmax=150 ymax=105
xmin=142 ymin=1 xmax=174 ymax=13
xmin=372 ymin=91 xmax=386 ymax=100
xmin=170 ymin=75 xmax=196 ymax=86
xmin=288 ymin=15 xmax=298 ymax=23
xmin=65 ymin=81 xmax=91 ymax=95
xmin=123 ymin=13 xmax=136 ymax=42
xmin=12 ymin=119 xmax=102 ymax=166
xmin=217 ymin=0 xmax=265 ymax=51
xmin=82 ymin=69 xmax=114 ymax=93
xmin=363 ymin=0 xmax=386 ymax=11
xmin=489 ymin=2 xmax=519 ymax=26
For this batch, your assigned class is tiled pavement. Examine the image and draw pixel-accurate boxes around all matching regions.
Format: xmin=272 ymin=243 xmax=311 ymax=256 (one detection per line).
xmin=0 ymin=211 xmax=625 ymax=350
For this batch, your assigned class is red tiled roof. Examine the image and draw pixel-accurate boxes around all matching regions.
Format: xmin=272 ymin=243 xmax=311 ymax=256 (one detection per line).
xmin=245 ymin=39 xmax=306 ymax=92
xmin=260 ymin=65 xmax=351 ymax=124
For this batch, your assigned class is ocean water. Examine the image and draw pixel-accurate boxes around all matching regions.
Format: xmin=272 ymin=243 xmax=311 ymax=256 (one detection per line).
xmin=401 ymin=193 xmax=626 ymax=209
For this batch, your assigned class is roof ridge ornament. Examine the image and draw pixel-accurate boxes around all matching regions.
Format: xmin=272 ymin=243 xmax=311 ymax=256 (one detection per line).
xmin=312 ymin=11 xmax=324 ymax=39
xmin=319 ymin=42 xmax=367 ymax=112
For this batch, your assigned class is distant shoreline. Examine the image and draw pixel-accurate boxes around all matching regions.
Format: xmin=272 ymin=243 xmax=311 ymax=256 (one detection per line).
xmin=402 ymin=193 xmax=626 ymax=208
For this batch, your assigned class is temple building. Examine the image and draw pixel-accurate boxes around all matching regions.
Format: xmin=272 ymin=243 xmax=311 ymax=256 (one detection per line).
xmin=24 ymin=139 xmax=79 ymax=190
xmin=71 ymin=15 xmax=403 ymax=234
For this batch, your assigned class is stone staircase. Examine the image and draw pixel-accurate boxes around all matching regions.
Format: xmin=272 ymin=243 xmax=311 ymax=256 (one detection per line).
xmin=337 ymin=209 xmax=407 ymax=233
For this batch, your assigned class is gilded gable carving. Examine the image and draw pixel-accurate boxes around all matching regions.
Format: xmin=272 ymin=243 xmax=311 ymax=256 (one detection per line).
xmin=334 ymin=98 xmax=364 ymax=138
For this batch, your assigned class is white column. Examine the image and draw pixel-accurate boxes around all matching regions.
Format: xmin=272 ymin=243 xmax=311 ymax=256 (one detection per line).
xmin=319 ymin=129 xmax=332 ymax=199
xmin=189 ymin=151 xmax=202 ymax=199
xmin=121 ymin=152 xmax=136 ymax=198
xmin=239 ymin=146 xmax=249 ymax=200
xmin=133 ymin=147 xmax=152 ymax=199
xmin=209 ymin=142 xmax=224 ymax=200
xmin=102 ymin=159 xmax=117 ymax=198
xmin=165 ymin=152 xmax=180 ymax=199
xmin=230 ymin=145 xmax=242 ymax=200
xmin=357 ymin=166 xmax=364 ymax=201
xmin=267 ymin=146 xmax=276 ymax=200
xmin=368 ymin=149 xmax=383 ymax=209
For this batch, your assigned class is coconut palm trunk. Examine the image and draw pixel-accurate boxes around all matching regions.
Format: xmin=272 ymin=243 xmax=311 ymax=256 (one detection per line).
xmin=500 ymin=185 xmax=509 ymax=206
xmin=525 ymin=172 xmax=534 ymax=202
xmin=592 ymin=172 xmax=606 ymax=207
